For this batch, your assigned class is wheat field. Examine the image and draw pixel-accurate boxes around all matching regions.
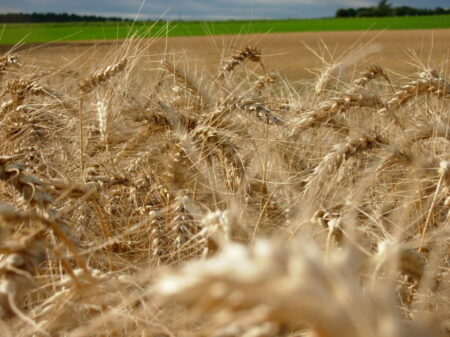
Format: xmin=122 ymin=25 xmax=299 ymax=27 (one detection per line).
xmin=0 ymin=32 xmax=449 ymax=337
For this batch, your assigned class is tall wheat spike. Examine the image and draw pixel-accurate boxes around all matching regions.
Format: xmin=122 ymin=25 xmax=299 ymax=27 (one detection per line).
xmin=379 ymin=69 xmax=450 ymax=113
xmin=351 ymin=65 xmax=393 ymax=89
xmin=304 ymin=131 xmax=388 ymax=195
xmin=79 ymin=57 xmax=128 ymax=94
xmin=290 ymin=89 xmax=383 ymax=135
xmin=219 ymin=45 xmax=264 ymax=79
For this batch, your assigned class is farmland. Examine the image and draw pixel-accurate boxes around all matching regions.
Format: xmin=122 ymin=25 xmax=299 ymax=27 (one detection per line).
xmin=1 ymin=14 xmax=450 ymax=44
xmin=0 ymin=15 xmax=449 ymax=337
xmin=10 ymin=29 xmax=450 ymax=82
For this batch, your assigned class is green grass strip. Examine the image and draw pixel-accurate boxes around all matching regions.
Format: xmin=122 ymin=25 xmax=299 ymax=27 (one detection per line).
xmin=1 ymin=15 xmax=449 ymax=45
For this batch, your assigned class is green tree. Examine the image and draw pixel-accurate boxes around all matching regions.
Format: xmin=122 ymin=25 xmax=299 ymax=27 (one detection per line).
xmin=376 ymin=0 xmax=393 ymax=16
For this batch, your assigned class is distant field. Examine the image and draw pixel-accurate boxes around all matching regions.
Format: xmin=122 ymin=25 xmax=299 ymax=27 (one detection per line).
xmin=1 ymin=14 xmax=450 ymax=45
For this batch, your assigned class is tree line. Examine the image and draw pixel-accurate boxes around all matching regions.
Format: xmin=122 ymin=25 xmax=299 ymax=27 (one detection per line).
xmin=336 ymin=0 xmax=450 ymax=18
xmin=0 ymin=12 xmax=131 ymax=23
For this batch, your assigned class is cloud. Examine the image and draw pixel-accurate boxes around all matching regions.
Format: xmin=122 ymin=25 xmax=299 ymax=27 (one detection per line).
xmin=228 ymin=0 xmax=373 ymax=6
xmin=0 ymin=6 xmax=22 ymax=12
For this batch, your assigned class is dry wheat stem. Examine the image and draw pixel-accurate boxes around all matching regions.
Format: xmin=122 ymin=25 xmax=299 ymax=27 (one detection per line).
xmin=420 ymin=161 xmax=450 ymax=248
xmin=78 ymin=98 xmax=85 ymax=180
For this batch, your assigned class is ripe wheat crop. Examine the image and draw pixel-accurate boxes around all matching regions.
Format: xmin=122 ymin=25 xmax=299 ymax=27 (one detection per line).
xmin=0 ymin=36 xmax=448 ymax=337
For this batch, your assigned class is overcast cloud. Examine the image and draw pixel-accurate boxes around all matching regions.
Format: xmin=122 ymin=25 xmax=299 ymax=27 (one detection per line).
xmin=0 ymin=0 xmax=448 ymax=20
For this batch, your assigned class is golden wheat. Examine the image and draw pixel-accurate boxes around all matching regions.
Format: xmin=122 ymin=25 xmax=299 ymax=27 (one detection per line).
xmin=0 ymin=36 xmax=448 ymax=337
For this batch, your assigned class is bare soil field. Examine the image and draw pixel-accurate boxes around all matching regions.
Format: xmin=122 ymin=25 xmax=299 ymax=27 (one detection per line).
xmin=5 ymin=28 xmax=450 ymax=82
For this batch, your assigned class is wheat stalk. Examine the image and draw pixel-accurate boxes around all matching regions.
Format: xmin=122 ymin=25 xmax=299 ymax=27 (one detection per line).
xmin=419 ymin=161 xmax=450 ymax=248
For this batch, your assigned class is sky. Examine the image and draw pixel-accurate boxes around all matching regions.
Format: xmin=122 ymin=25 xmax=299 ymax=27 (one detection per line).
xmin=0 ymin=0 xmax=449 ymax=20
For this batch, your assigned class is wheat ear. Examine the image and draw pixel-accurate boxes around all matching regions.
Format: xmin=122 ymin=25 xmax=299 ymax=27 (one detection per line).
xmin=221 ymin=96 xmax=283 ymax=125
xmin=290 ymin=89 xmax=383 ymax=135
xmin=79 ymin=57 xmax=128 ymax=94
xmin=219 ymin=46 xmax=265 ymax=79
xmin=0 ymin=55 xmax=21 ymax=73
xmin=78 ymin=58 xmax=127 ymax=178
xmin=192 ymin=125 xmax=245 ymax=190
xmin=1 ymin=79 xmax=57 ymax=114
xmin=352 ymin=65 xmax=393 ymax=91
xmin=305 ymin=132 xmax=387 ymax=195
xmin=379 ymin=69 xmax=450 ymax=114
